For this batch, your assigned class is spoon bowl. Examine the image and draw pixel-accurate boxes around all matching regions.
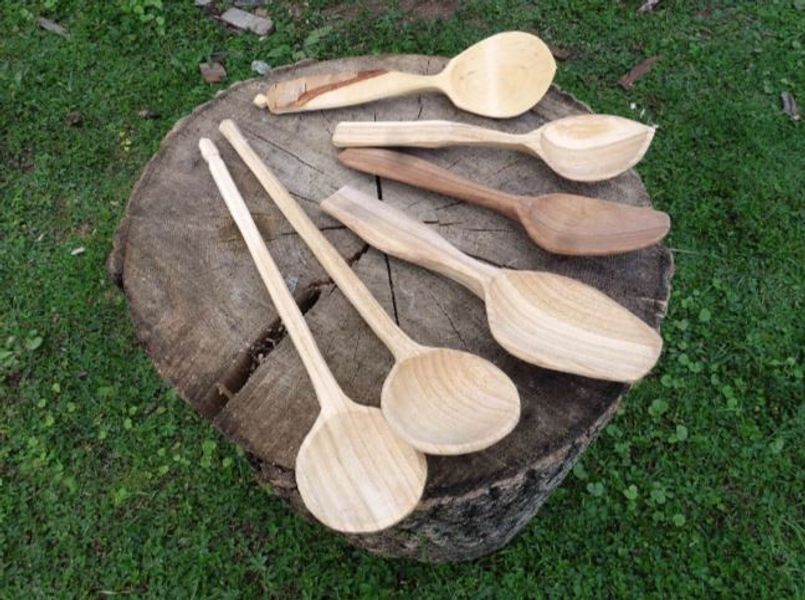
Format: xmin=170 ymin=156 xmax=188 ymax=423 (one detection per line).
xmin=383 ymin=347 xmax=520 ymax=455
xmin=534 ymin=115 xmax=656 ymax=181
xmin=296 ymin=405 xmax=427 ymax=533
xmin=485 ymin=270 xmax=663 ymax=382
xmin=442 ymin=31 xmax=556 ymax=118
xmin=519 ymin=193 xmax=671 ymax=256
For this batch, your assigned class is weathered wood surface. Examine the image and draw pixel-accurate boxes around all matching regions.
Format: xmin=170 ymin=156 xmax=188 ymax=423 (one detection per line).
xmin=108 ymin=55 xmax=673 ymax=562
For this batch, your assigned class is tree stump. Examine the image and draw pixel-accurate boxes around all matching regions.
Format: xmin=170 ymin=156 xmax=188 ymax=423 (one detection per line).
xmin=108 ymin=55 xmax=673 ymax=562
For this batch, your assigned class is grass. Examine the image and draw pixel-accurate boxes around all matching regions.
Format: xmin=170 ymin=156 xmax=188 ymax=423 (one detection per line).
xmin=1 ymin=0 xmax=803 ymax=597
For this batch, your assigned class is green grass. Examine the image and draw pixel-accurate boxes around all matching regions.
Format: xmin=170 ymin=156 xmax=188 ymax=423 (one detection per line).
xmin=1 ymin=1 xmax=803 ymax=597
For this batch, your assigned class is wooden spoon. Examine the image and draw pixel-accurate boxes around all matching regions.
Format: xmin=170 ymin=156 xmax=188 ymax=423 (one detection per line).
xmin=332 ymin=114 xmax=656 ymax=181
xmin=321 ymin=187 xmax=663 ymax=383
xmin=218 ymin=119 xmax=520 ymax=455
xmin=338 ymin=147 xmax=670 ymax=255
xmin=199 ymin=138 xmax=426 ymax=533
xmin=254 ymin=31 xmax=556 ymax=118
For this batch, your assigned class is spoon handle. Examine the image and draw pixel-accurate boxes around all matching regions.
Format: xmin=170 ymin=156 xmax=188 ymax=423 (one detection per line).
xmin=339 ymin=148 xmax=527 ymax=221
xmin=199 ymin=138 xmax=348 ymax=416
xmin=321 ymin=187 xmax=497 ymax=299
xmin=218 ymin=120 xmax=419 ymax=360
xmin=256 ymin=70 xmax=439 ymax=114
xmin=333 ymin=120 xmax=523 ymax=152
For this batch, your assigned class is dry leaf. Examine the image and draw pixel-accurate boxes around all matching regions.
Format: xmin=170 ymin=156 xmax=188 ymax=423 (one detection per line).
xmin=199 ymin=62 xmax=226 ymax=84
xmin=619 ymin=56 xmax=660 ymax=90
xmin=548 ymin=44 xmax=573 ymax=61
xmin=638 ymin=0 xmax=661 ymax=13
xmin=138 ymin=108 xmax=162 ymax=119
xmin=38 ymin=17 xmax=69 ymax=37
xmin=781 ymin=92 xmax=800 ymax=121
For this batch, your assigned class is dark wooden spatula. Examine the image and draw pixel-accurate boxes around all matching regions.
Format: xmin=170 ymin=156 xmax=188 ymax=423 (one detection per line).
xmin=338 ymin=148 xmax=670 ymax=256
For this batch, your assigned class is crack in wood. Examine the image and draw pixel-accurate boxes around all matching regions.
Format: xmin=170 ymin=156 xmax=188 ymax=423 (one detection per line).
xmin=205 ymin=283 xmax=325 ymax=418
xmin=427 ymin=286 xmax=468 ymax=349
xmin=374 ymin=173 xmax=401 ymax=325
xmin=247 ymin=129 xmax=330 ymax=179
xmin=464 ymin=251 xmax=511 ymax=270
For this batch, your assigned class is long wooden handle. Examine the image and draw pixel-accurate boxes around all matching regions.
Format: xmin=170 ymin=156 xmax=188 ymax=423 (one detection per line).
xmin=320 ymin=187 xmax=496 ymax=299
xmin=333 ymin=120 xmax=520 ymax=151
xmin=199 ymin=138 xmax=348 ymax=416
xmin=257 ymin=70 xmax=439 ymax=114
xmin=218 ymin=120 xmax=419 ymax=360
xmin=338 ymin=148 xmax=527 ymax=221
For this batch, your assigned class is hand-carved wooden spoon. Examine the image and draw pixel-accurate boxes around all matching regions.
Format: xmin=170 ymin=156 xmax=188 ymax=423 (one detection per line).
xmin=338 ymin=148 xmax=670 ymax=255
xmin=322 ymin=187 xmax=663 ymax=383
xmin=218 ymin=119 xmax=520 ymax=455
xmin=333 ymin=114 xmax=655 ymax=181
xmin=200 ymin=138 xmax=426 ymax=533
xmin=254 ymin=31 xmax=556 ymax=118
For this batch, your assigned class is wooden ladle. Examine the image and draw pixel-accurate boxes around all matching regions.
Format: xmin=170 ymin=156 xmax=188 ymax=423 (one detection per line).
xmin=332 ymin=114 xmax=656 ymax=181
xmin=321 ymin=187 xmax=664 ymax=383
xmin=254 ymin=31 xmax=556 ymax=118
xmin=338 ymin=147 xmax=670 ymax=255
xmin=199 ymin=138 xmax=427 ymax=533
xmin=218 ymin=119 xmax=520 ymax=455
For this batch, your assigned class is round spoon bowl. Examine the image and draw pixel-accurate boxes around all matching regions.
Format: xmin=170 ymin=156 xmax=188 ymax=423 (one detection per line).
xmin=295 ymin=406 xmax=427 ymax=534
xmin=484 ymin=270 xmax=663 ymax=382
xmin=534 ymin=115 xmax=656 ymax=181
xmin=519 ymin=193 xmax=671 ymax=256
xmin=443 ymin=32 xmax=556 ymax=118
xmin=382 ymin=347 xmax=521 ymax=455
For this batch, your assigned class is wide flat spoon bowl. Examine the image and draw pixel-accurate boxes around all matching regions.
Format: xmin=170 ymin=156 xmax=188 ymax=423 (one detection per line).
xmin=200 ymin=139 xmax=426 ymax=533
xmin=218 ymin=120 xmax=520 ymax=455
xmin=338 ymin=147 xmax=670 ymax=255
xmin=255 ymin=31 xmax=556 ymax=118
xmin=333 ymin=114 xmax=655 ymax=181
xmin=322 ymin=187 xmax=663 ymax=383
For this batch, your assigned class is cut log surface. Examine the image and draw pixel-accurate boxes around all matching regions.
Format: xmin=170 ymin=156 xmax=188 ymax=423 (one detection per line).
xmin=108 ymin=55 xmax=673 ymax=562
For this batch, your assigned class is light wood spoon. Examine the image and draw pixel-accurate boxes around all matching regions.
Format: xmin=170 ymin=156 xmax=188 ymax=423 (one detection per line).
xmin=321 ymin=187 xmax=663 ymax=383
xmin=199 ymin=138 xmax=426 ymax=533
xmin=332 ymin=114 xmax=656 ymax=181
xmin=338 ymin=147 xmax=670 ymax=255
xmin=218 ymin=119 xmax=520 ymax=455
xmin=254 ymin=31 xmax=556 ymax=118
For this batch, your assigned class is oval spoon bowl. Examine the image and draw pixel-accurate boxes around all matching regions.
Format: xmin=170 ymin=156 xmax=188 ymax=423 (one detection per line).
xmin=520 ymin=193 xmax=671 ymax=255
xmin=296 ymin=406 xmax=428 ymax=534
xmin=382 ymin=348 xmax=521 ymax=455
xmin=443 ymin=31 xmax=556 ymax=118
xmin=537 ymin=115 xmax=656 ymax=181
xmin=485 ymin=270 xmax=663 ymax=382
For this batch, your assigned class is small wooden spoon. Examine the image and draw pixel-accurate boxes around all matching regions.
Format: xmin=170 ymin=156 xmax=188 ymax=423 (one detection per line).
xmin=338 ymin=147 xmax=670 ymax=255
xmin=321 ymin=187 xmax=663 ymax=383
xmin=255 ymin=31 xmax=556 ymax=118
xmin=218 ymin=120 xmax=520 ymax=455
xmin=199 ymin=138 xmax=426 ymax=533
xmin=333 ymin=114 xmax=656 ymax=181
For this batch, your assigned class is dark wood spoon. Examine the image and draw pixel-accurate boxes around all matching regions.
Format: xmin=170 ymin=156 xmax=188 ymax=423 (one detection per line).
xmin=338 ymin=148 xmax=670 ymax=256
